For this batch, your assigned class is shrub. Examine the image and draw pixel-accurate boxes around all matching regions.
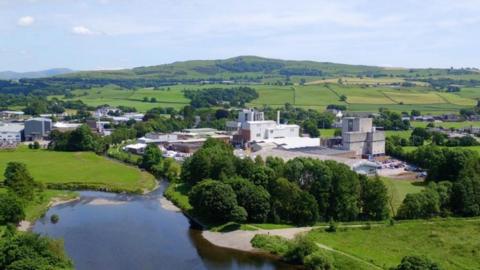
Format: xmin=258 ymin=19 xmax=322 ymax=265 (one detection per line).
xmin=0 ymin=194 xmax=25 ymax=225
xmin=284 ymin=235 xmax=318 ymax=264
xmin=304 ymin=250 xmax=335 ymax=270
xmin=392 ymin=255 xmax=441 ymax=270
xmin=251 ymin=234 xmax=291 ymax=255
xmin=50 ymin=214 xmax=60 ymax=224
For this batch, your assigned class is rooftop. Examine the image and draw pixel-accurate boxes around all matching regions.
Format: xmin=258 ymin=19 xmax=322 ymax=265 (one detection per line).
xmin=0 ymin=123 xmax=24 ymax=133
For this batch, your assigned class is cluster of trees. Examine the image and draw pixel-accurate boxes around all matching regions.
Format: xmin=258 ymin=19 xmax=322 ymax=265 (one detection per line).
xmin=49 ymin=125 xmax=107 ymax=153
xmin=184 ymin=87 xmax=259 ymax=108
xmin=395 ymin=146 xmax=480 ymax=218
xmin=0 ymin=162 xmax=72 ymax=269
xmin=181 ymin=139 xmax=389 ymax=225
xmin=139 ymin=144 xmax=181 ymax=181
xmin=374 ymin=109 xmax=410 ymax=130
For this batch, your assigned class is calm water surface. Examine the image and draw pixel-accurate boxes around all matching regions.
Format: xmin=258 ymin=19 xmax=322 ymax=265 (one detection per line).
xmin=33 ymin=182 xmax=296 ymax=270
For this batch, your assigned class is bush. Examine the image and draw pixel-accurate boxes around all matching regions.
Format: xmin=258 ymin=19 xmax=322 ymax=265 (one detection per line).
xmin=304 ymin=250 xmax=335 ymax=270
xmin=392 ymin=255 xmax=441 ymax=270
xmin=50 ymin=214 xmax=60 ymax=224
xmin=0 ymin=194 xmax=25 ymax=225
xmin=284 ymin=235 xmax=318 ymax=264
xmin=250 ymin=234 xmax=291 ymax=255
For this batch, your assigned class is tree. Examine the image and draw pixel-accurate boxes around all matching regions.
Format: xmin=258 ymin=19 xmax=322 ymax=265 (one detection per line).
xmin=226 ymin=177 xmax=271 ymax=222
xmin=339 ymin=95 xmax=347 ymax=102
xmin=411 ymin=110 xmax=421 ymax=117
xmin=396 ymin=188 xmax=441 ymax=219
xmin=270 ymin=178 xmax=319 ymax=225
xmin=0 ymin=233 xmax=73 ymax=270
xmin=3 ymin=162 xmax=36 ymax=200
xmin=304 ymin=250 xmax=335 ymax=270
xmin=359 ymin=176 xmax=390 ymax=220
xmin=451 ymin=175 xmax=480 ymax=216
xmin=392 ymin=256 xmax=441 ymax=270
xmin=140 ymin=144 xmax=163 ymax=173
xmin=303 ymin=120 xmax=320 ymax=138
xmin=189 ymin=179 xmax=243 ymax=223
xmin=0 ymin=194 xmax=25 ymax=225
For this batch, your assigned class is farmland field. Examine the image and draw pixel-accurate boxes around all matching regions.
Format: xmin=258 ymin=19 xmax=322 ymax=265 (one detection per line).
xmin=0 ymin=147 xmax=156 ymax=193
xmin=307 ymin=218 xmax=480 ymax=270
xmin=52 ymin=82 xmax=477 ymax=114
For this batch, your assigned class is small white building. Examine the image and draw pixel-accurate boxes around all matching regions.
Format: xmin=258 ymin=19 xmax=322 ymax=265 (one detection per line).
xmin=0 ymin=123 xmax=24 ymax=143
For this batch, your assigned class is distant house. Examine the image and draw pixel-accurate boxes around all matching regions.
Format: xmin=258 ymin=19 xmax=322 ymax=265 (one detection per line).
xmin=0 ymin=111 xmax=24 ymax=120
xmin=24 ymin=118 xmax=52 ymax=141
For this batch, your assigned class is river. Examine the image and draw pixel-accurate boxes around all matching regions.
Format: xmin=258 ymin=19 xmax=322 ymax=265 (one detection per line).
xmin=32 ymin=182 xmax=296 ymax=270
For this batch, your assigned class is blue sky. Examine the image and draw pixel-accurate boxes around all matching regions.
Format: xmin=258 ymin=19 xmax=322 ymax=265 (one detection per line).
xmin=1 ymin=0 xmax=479 ymax=71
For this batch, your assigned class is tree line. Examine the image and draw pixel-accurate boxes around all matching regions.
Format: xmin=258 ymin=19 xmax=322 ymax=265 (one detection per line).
xmin=179 ymin=138 xmax=389 ymax=226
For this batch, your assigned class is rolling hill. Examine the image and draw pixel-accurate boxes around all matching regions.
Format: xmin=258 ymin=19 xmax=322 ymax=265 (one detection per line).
xmin=0 ymin=68 xmax=74 ymax=80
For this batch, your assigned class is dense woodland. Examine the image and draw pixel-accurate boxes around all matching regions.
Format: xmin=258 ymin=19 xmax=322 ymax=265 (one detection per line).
xmin=179 ymin=139 xmax=389 ymax=225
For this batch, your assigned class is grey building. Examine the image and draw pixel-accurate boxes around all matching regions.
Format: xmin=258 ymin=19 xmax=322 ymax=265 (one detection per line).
xmin=342 ymin=117 xmax=385 ymax=156
xmin=0 ymin=123 xmax=24 ymax=144
xmin=24 ymin=118 xmax=52 ymax=141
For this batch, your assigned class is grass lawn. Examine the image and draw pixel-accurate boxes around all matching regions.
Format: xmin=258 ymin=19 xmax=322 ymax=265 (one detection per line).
xmin=380 ymin=177 xmax=424 ymax=215
xmin=411 ymin=121 xmax=480 ymax=129
xmin=385 ymin=130 xmax=412 ymax=139
xmin=164 ymin=182 xmax=192 ymax=211
xmin=307 ymin=218 xmax=480 ymax=270
xmin=0 ymin=148 xmax=156 ymax=193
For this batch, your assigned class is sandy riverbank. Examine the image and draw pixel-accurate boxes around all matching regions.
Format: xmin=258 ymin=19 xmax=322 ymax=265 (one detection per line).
xmin=17 ymin=196 xmax=81 ymax=232
xmin=202 ymin=227 xmax=313 ymax=252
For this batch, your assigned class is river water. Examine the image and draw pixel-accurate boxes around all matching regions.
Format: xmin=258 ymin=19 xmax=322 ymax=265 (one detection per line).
xmin=32 ymin=182 xmax=296 ymax=270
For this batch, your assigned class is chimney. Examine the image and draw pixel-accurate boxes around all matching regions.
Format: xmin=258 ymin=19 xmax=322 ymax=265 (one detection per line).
xmin=277 ymin=110 xmax=280 ymax=125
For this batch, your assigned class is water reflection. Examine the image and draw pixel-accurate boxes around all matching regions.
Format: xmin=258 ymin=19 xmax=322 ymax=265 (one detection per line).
xmin=33 ymin=182 xmax=297 ymax=270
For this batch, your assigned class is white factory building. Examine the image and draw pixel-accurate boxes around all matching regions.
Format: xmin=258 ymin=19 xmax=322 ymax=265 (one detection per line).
xmin=228 ymin=109 xmax=318 ymax=148
xmin=0 ymin=123 xmax=24 ymax=144
xmin=342 ymin=117 xmax=385 ymax=156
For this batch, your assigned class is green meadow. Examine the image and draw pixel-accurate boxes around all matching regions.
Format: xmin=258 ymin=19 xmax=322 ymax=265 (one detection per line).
xmin=307 ymin=218 xmax=480 ymax=270
xmin=52 ymin=82 xmax=478 ymax=114
xmin=0 ymin=148 xmax=156 ymax=193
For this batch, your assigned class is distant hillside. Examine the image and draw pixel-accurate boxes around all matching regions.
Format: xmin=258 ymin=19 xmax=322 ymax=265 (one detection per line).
xmin=53 ymin=56 xmax=478 ymax=86
xmin=0 ymin=68 xmax=74 ymax=80
xmin=1 ymin=56 xmax=479 ymax=96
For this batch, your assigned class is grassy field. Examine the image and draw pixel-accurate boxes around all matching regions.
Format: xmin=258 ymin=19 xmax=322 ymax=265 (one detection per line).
xmin=0 ymin=148 xmax=156 ymax=193
xmin=411 ymin=121 xmax=480 ymax=129
xmin=381 ymin=177 xmax=424 ymax=214
xmin=51 ymin=82 xmax=477 ymax=114
xmin=307 ymin=218 xmax=480 ymax=270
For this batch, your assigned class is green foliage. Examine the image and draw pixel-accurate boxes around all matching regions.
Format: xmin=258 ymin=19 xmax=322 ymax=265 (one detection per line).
xmin=396 ymin=182 xmax=452 ymax=219
xmin=189 ymin=179 xmax=241 ymax=223
xmin=181 ymin=138 xmax=236 ymax=184
xmin=374 ymin=109 xmax=410 ymax=130
xmin=0 ymin=232 xmax=73 ymax=270
xmin=184 ymin=87 xmax=258 ymax=108
xmin=0 ymin=194 xmax=25 ymax=225
xmin=3 ymin=162 xmax=37 ymax=200
xmin=50 ymin=214 xmax=59 ymax=224
xmin=49 ymin=125 xmax=106 ymax=153
xmin=225 ymin=177 xmax=270 ymax=222
xmin=250 ymin=234 xmax=291 ymax=255
xmin=270 ymin=178 xmax=319 ymax=226
xmin=359 ymin=175 xmax=390 ymax=220
xmin=392 ymin=256 xmax=441 ymax=270
xmin=303 ymin=120 xmax=320 ymax=138
xmin=284 ymin=235 xmax=319 ymax=264
xmin=304 ymin=250 xmax=335 ymax=270
xmin=140 ymin=144 xmax=163 ymax=172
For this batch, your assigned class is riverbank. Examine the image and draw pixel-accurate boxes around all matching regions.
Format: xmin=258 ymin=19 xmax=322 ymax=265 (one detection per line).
xmin=17 ymin=191 xmax=80 ymax=232
xmin=202 ymin=227 xmax=313 ymax=252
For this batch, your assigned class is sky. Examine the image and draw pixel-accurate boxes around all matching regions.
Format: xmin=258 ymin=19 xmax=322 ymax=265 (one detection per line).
xmin=0 ymin=0 xmax=479 ymax=72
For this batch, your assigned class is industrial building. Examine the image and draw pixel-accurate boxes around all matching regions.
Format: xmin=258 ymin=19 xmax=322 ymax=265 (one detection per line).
xmin=228 ymin=109 xmax=301 ymax=145
xmin=0 ymin=123 xmax=24 ymax=144
xmin=24 ymin=118 xmax=52 ymax=141
xmin=342 ymin=117 xmax=385 ymax=156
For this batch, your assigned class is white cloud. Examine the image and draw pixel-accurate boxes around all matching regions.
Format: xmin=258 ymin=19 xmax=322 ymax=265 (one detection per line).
xmin=17 ymin=16 xmax=35 ymax=26
xmin=72 ymin=25 xmax=96 ymax=35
